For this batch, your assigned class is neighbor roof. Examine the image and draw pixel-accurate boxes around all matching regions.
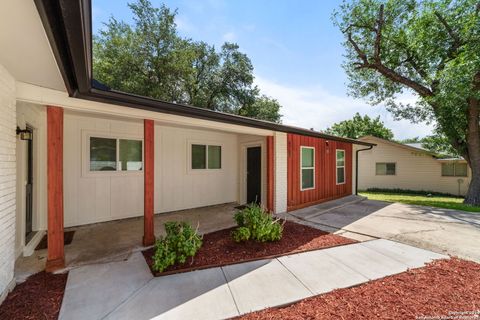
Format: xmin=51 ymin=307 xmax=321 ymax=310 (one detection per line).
xmin=33 ymin=0 xmax=374 ymax=147
xmin=359 ymin=136 xmax=465 ymax=161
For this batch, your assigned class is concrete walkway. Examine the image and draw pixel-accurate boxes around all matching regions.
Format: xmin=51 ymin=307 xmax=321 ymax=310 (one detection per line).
xmin=59 ymin=239 xmax=447 ymax=320
xmin=290 ymin=199 xmax=480 ymax=262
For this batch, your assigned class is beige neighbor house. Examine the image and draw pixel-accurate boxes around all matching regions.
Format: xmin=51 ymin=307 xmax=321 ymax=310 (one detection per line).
xmin=357 ymin=136 xmax=471 ymax=196
xmin=0 ymin=0 xmax=374 ymax=303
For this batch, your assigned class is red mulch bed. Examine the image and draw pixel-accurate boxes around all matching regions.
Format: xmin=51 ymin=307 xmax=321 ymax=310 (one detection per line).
xmin=142 ymin=221 xmax=356 ymax=276
xmin=0 ymin=271 xmax=68 ymax=320
xmin=237 ymin=258 xmax=480 ymax=320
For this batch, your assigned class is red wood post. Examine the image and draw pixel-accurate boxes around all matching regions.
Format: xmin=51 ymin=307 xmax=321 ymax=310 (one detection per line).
xmin=267 ymin=136 xmax=275 ymax=213
xmin=143 ymin=119 xmax=155 ymax=246
xmin=46 ymin=106 xmax=65 ymax=272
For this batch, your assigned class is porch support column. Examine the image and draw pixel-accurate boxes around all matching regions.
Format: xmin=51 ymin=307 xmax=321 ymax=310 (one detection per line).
xmin=266 ymin=136 xmax=275 ymax=212
xmin=46 ymin=106 xmax=65 ymax=272
xmin=143 ymin=119 xmax=155 ymax=246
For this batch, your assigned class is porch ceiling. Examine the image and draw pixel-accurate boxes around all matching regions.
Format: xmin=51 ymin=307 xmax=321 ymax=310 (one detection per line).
xmin=0 ymin=1 xmax=65 ymax=91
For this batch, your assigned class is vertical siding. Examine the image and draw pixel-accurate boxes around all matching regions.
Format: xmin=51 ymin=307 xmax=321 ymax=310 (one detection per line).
xmin=287 ymin=133 xmax=352 ymax=211
xmin=0 ymin=64 xmax=16 ymax=301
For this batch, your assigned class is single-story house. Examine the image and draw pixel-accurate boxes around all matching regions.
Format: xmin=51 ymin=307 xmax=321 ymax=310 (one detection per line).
xmin=0 ymin=0 xmax=374 ymax=301
xmin=357 ymin=136 xmax=471 ymax=196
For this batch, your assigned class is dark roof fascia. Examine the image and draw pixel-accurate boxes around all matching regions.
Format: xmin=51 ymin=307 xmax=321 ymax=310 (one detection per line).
xmin=35 ymin=0 xmax=375 ymax=147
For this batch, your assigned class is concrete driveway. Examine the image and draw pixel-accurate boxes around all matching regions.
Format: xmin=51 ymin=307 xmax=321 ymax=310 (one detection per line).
xmin=289 ymin=198 xmax=480 ymax=263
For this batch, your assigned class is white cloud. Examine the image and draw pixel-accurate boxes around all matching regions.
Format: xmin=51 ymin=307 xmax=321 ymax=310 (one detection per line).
xmin=222 ymin=31 xmax=236 ymax=42
xmin=255 ymin=76 xmax=434 ymax=140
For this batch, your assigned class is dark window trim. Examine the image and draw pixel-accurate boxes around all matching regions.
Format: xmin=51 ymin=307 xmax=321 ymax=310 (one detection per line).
xmin=34 ymin=0 xmax=375 ymax=147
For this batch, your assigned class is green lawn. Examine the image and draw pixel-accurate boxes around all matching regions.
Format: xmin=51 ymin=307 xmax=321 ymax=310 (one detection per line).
xmin=359 ymin=191 xmax=480 ymax=213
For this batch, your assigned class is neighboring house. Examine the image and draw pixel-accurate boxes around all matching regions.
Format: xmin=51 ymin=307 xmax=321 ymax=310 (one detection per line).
xmin=357 ymin=136 xmax=471 ymax=196
xmin=0 ymin=1 xmax=373 ymax=302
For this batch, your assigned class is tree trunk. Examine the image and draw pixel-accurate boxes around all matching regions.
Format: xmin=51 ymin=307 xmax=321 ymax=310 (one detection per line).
xmin=464 ymin=94 xmax=480 ymax=205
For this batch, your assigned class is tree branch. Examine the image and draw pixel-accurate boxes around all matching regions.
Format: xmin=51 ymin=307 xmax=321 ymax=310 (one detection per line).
xmin=347 ymin=32 xmax=369 ymax=66
xmin=374 ymin=4 xmax=384 ymax=62
xmin=434 ymin=11 xmax=461 ymax=48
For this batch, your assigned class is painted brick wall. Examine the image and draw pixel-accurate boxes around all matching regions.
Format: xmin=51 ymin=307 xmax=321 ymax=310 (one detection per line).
xmin=274 ymin=132 xmax=287 ymax=213
xmin=0 ymin=64 xmax=16 ymax=302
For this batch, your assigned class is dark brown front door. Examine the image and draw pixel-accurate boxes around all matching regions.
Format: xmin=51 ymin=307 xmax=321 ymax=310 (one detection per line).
xmin=247 ymin=146 xmax=262 ymax=204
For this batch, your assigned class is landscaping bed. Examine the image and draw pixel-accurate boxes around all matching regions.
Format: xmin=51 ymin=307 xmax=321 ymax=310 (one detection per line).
xmin=142 ymin=221 xmax=356 ymax=276
xmin=236 ymin=257 xmax=480 ymax=320
xmin=0 ymin=271 xmax=68 ymax=320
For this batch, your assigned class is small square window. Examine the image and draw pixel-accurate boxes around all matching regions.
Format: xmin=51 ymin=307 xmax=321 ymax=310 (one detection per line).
xmin=455 ymin=163 xmax=468 ymax=177
xmin=90 ymin=137 xmax=117 ymax=171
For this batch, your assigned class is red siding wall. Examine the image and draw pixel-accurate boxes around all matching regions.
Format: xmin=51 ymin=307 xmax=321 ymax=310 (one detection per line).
xmin=287 ymin=133 xmax=353 ymax=211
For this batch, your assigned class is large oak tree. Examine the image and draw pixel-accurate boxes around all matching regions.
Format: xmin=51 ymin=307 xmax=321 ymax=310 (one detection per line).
xmin=335 ymin=0 xmax=480 ymax=205
xmin=93 ymin=0 xmax=282 ymax=123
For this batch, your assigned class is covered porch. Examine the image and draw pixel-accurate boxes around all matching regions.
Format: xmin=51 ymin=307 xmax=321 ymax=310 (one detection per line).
xmin=14 ymin=96 xmax=278 ymax=274
xmin=15 ymin=203 xmax=238 ymax=279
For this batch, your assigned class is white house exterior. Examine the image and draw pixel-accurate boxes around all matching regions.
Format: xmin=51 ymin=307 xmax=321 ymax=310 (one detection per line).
xmin=357 ymin=136 xmax=471 ymax=196
xmin=0 ymin=0 xmax=374 ymax=302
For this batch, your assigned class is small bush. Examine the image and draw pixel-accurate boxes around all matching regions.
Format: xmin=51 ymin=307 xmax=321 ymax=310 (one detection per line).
xmin=152 ymin=221 xmax=202 ymax=272
xmin=232 ymin=204 xmax=283 ymax=242
xmin=364 ymin=188 xmax=462 ymax=198
xmin=231 ymin=226 xmax=251 ymax=242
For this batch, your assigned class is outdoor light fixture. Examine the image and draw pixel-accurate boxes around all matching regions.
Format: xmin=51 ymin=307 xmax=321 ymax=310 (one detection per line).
xmin=16 ymin=127 xmax=32 ymax=141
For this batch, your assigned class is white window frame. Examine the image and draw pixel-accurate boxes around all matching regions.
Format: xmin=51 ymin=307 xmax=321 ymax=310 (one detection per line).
xmin=375 ymin=162 xmax=396 ymax=176
xmin=300 ymin=146 xmax=315 ymax=191
xmin=441 ymin=162 xmax=468 ymax=177
xmin=82 ymin=131 xmax=144 ymax=177
xmin=187 ymin=140 xmax=224 ymax=173
xmin=336 ymin=149 xmax=346 ymax=185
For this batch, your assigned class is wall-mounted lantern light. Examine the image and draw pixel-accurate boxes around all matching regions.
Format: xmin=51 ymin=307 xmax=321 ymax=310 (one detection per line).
xmin=16 ymin=127 xmax=33 ymax=141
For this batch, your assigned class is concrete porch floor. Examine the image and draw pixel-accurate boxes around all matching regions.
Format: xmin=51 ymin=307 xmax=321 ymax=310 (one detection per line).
xmin=15 ymin=203 xmax=237 ymax=281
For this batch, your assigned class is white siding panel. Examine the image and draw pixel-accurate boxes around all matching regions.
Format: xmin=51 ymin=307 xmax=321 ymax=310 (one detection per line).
xmin=0 ymin=64 xmax=16 ymax=301
xmin=63 ymin=112 xmax=144 ymax=226
xmin=274 ymin=132 xmax=287 ymax=213
xmin=154 ymin=125 xmax=238 ymax=213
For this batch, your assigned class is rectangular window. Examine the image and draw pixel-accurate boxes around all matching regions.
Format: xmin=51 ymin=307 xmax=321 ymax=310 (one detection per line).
xmin=119 ymin=139 xmax=143 ymax=171
xmin=376 ymin=162 xmax=396 ymax=175
xmin=442 ymin=163 xmax=467 ymax=177
xmin=336 ymin=150 xmax=345 ymax=184
xmin=90 ymin=137 xmax=117 ymax=171
xmin=301 ymin=146 xmax=315 ymax=190
xmin=89 ymin=136 xmax=142 ymax=172
xmin=191 ymin=144 xmax=222 ymax=170
xmin=208 ymin=145 xmax=222 ymax=169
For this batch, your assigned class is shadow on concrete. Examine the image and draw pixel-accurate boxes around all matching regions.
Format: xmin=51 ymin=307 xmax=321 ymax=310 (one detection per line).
xmin=291 ymin=200 xmax=392 ymax=230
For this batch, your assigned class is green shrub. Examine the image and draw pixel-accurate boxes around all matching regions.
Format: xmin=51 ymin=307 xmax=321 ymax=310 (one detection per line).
xmin=232 ymin=204 xmax=284 ymax=242
xmin=231 ymin=226 xmax=251 ymax=242
xmin=152 ymin=221 xmax=202 ymax=272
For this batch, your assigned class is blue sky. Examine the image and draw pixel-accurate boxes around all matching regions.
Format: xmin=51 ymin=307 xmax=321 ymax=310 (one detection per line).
xmin=92 ymin=0 xmax=433 ymax=139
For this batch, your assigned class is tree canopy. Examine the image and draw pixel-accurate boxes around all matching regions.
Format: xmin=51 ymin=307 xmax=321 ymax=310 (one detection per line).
xmin=334 ymin=0 xmax=480 ymax=205
xmin=325 ymin=112 xmax=394 ymax=140
xmin=93 ymin=0 xmax=282 ymax=122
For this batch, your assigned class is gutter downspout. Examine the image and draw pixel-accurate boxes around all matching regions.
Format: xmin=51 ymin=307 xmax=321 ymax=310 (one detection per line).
xmin=355 ymin=145 xmax=374 ymax=195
